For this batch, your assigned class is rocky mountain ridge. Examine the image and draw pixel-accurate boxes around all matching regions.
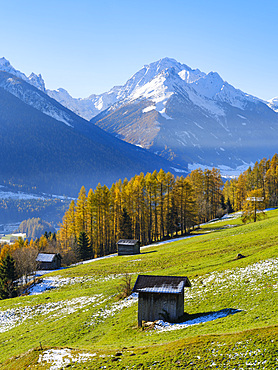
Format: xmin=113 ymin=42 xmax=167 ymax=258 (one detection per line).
xmin=0 ymin=62 xmax=184 ymax=196
xmin=2 ymin=57 xmax=278 ymax=174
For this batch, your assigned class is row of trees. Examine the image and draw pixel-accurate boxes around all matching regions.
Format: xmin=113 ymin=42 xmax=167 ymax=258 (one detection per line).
xmin=0 ymin=231 xmax=62 ymax=298
xmin=17 ymin=218 xmax=56 ymax=239
xmin=3 ymin=154 xmax=277 ymax=298
xmin=57 ymin=168 xmax=224 ymax=259
xmin=223 ymin=154 xmax=278 ymax=221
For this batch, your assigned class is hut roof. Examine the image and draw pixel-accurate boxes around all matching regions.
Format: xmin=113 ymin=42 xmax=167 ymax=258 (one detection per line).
xmin=132 ymin=275 xmax=191 ymax=294
xmin=117 ymin=239 xmax=139 ymax=246
xmin=36 ymin=253 xmax=61 ymax=262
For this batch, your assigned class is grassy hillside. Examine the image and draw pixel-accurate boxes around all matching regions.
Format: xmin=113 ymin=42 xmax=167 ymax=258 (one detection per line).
xmin=0 ymin=211 xmax=277 ymax=369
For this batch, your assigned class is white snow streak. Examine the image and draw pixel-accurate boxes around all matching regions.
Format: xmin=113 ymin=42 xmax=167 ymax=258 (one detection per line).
xmin=154 ymin=309 xmax=240 ymax=332
xmin=142 ymin=105 xmax=155 ymax=113
xmin=0 ymin=295 xmax=102 ymax=333
xmin=38 ymin=349 xmax=96 ymax=370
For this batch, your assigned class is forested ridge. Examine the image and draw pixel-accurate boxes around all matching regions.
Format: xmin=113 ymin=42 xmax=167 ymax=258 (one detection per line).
xmin=223 ymin=154 xmax=278 ymax=210
xmin=57 ymin=154 xmax=278 ymax=259
xmin=1 ymin=154 xmax=278 ymax=300
xmin=57 ymin=168 xmax=223 ymax=257
xmin=0 ymin=198 xmax=70 ymax=225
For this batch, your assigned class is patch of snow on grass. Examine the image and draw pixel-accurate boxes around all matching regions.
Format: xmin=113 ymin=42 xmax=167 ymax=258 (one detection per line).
xmin=152 ymin=258 xmax=277 ymax=332
xmin=154 ymin=308 xmax=240 ymax=332
xmin=28 ymin=275 xmax=94 ymax=295
xmin=90 ymin=293 xmax=138 ymax=325
xmin=0 ymin=189 xmax=46 ymax=200
xmin=0 ymin=295 xmax=103 ymax=333
xmin=207 ymin=340 xmax=274 ymax=367
xmin=184 ymin=258 xmax=278 ymax=301
xmin=38 ymin=348 xmax=96 ymax=370
xmin=220 ymin=212 xmax=242 ymax=220
xmin=29 ymin=272 xmax=123 ymax=295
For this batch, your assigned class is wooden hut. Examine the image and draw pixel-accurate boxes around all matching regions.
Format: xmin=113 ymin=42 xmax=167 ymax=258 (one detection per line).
xmin=132 ymin=275 xmax=191 ymax=326
xmin=36 ymin=253 xmax=62 ymax=270
xmin=117 ymin=239 xmax=140 ymax=256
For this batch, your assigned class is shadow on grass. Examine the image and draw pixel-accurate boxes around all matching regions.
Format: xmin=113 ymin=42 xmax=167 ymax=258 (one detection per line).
xmin=177 ymin=308 xmax=242 ymax=324
xmin=140 ymin=250 xmax=157 ymax=255
xmin=144 ymin=308 xmax=242 ymax=331
xmin=153 ymin=308 xmax=242 ymax=331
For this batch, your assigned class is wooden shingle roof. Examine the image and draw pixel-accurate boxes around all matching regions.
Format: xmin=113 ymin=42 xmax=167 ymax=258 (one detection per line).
xmin=132 ymin=275 xmax=191 ymax=294
xmin=117 ymin=239 xmax=139 ymax=246
xmin=36 ymin=253 xmax=61 ymax=262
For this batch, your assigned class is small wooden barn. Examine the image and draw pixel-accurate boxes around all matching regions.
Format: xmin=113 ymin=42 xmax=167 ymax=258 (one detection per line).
xmin=117 ymin=239 xmax=140 ymax=256
xmin=36 ymin=253 xmax=62 ymax=270
xmin=132 ymin=275 xmax=191 ymax=326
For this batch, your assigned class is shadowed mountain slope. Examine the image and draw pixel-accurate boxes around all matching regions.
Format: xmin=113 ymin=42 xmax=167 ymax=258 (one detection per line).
xmin=0 ymin=73 xmax=185 ymax=196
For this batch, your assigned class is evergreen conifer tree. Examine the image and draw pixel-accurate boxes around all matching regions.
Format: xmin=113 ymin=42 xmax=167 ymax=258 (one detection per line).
xmin=226 ymin=198 xmax=234 ymax=214
xmin=166 ymin=200 xmax=179 ymax=237
xmin=0 ymin=254 xmax=16 ymax=299
xmin=119 ymin=207 xmax=133 ymax=239
xmin=77 ymin=231 xmax=92 ymax=261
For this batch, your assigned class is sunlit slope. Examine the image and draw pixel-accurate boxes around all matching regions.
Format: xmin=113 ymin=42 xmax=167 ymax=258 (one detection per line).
xmin=0 ymin=210 xmax=277 ymax=369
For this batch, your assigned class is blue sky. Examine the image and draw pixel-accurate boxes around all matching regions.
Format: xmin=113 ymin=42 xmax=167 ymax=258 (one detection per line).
xmin=1 ymin=0 xmax=277 ymax=100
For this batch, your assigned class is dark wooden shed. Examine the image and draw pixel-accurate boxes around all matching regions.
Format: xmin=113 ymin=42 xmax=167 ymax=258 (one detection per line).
xmin=36 ymin=253 xmax=62 ymax=270
xmin=117 ymin=239 xmax=140 ymax=256
xmin=133 ymin=275 xmax=191 ymax=326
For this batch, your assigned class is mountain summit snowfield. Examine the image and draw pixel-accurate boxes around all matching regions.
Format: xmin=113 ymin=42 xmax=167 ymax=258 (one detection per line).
xmin=0 ymin=57 xmax=183 ymax=196
xmin=0 ymin=57 xmax=45 ymax=91
xmin=89 ymin=58 xmax=278 ymax=172
xmin=45 ymin=58 xmax=263 ymax=121
xmin=1 ymin=56 xmax=278 ymax=176
xmin=40 ymin=57 xmax=278 ymax=174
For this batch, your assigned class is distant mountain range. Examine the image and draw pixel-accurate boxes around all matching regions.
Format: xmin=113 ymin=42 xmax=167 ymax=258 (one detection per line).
xmin=30 ymin=56 xmax=278 ymax=174
xmin=0 ymin=58 xmax=185 ymax=196
xmin=1 ymin=56 xmax=278 ymax=191
xmin=89 ymin=58 xmax=278 ymax=172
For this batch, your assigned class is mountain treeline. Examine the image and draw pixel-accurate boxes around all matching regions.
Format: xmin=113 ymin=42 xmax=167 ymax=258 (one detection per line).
xmin=17 ymin=218 xmax=56 ymax=240
xmin=223 ymin=154 xmax=278 ymax=212
xmin=1 ymin=155 xmax=278 ymax=299
xmin=57 ymin=168 xmax=223 ymax=258
xmin=0 ymin=198 xmax=70 ymax=225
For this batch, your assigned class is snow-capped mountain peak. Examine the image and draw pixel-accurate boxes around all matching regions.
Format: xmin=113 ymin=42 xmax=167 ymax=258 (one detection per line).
xmin=0 ymin=58 xmax=74 ymax=127
xmin=45 ymin=57 xmax=262 ymax=121
xmin=1 ymin=56 xmax=278 ymax=184
xmin=28 ymin=72 xmax=45 ymax=92
xmin=0 ymin=57 xmax=46 ymax=92
xmin=267 ymin=97 xmax=278 ymax=112
xmin=0 ymin=57 xmax=11 ymax=68
xmin=90 ymin=57 xmax=278 ymax=175
xmin=124 ymin=57 xmax=196 ymax=93
xmin=0 ymin=57 xmax=28 ymax=81
xmin=117 ymin=60 xmax=258 ymax=118
xmin=192 ymin=71 xmax=224 ymax=98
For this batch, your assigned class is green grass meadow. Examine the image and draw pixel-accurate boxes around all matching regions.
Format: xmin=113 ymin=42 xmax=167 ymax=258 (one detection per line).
xmin=0 ymin=210 xmax=277 ymax=369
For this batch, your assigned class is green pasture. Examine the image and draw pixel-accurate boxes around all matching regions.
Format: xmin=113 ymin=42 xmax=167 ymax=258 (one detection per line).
xmin=0 ymin=210 xmax=277 ymax=369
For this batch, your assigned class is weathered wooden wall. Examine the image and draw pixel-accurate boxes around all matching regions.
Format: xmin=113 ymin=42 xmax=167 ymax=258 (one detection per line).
xmin=118 ymin=244 xmax=140 ymax=255
xmin=138 ymin=291 xmax=184 ymax=326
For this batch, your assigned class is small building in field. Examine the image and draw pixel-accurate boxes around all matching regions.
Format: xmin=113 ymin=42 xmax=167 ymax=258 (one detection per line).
xmin=36 ymin=253 xmax=62 ymax=270
xmin=117 ymin=239 xmax=140 ymax=256
xmin=132 ymin=275 xmax=191 ymax=326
